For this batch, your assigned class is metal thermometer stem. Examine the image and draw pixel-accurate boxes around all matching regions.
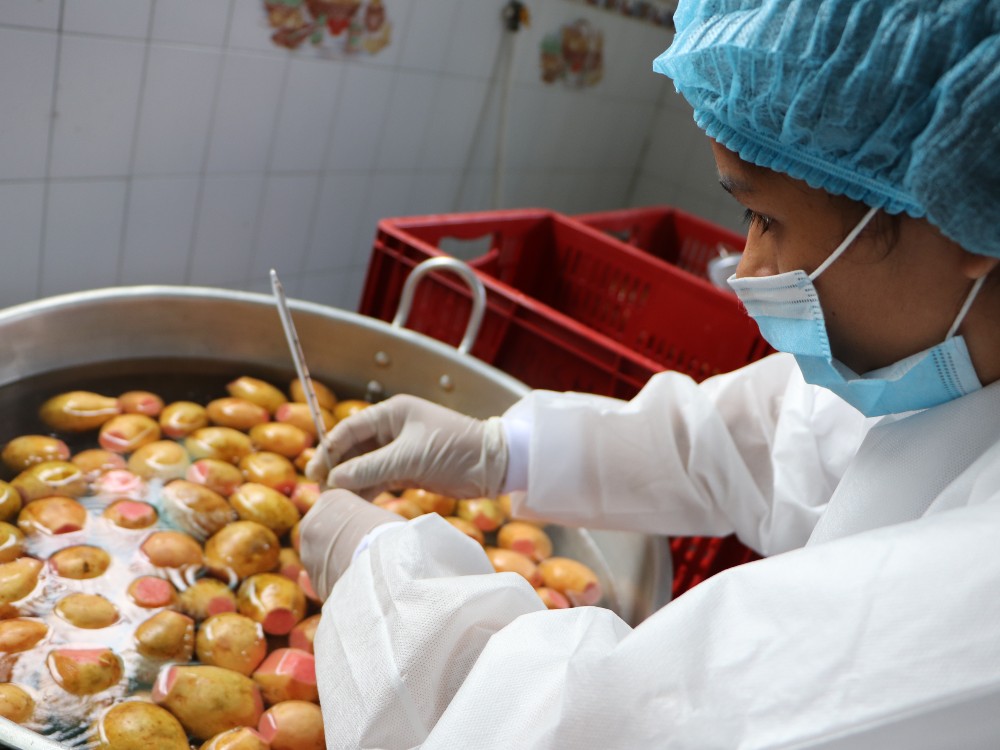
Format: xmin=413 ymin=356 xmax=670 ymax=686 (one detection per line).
xmin=269 ymin=269 xmax=335 ymax=465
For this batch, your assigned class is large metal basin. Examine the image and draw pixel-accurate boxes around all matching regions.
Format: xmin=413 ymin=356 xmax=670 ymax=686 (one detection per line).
xmin=0 ymin=286 xmax=671 ymax=749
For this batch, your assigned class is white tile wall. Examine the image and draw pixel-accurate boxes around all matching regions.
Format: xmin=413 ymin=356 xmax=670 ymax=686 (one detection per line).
xmin=151 ymin=0 xmax=231 ymax=47
xmin=63 ymin=0 xmax=153 ymax=39
xmin=376 ymin=69 xmax=437 ymax=172
xmin=189 ymin=173 xmax=265 ymax=284
xmin=397 ymin=0 xmax=459 ymax=73
xmin=50 ymin=36 xmax=146 ymax=178
xmin=133 ymin=44 xmax=222 ymax=175
xmin=270 ymin=57 xmax=344 ymax=173
xmin=325 ymin=63 xmax=395 ymax=171
xmin=0 ymin=0 xmax=735 ymax=315
xmin=42 ymin=180 xmax=128 ymax=296
xmin=250 ymin=173 xmax=322 ymax=281
xmin=0 ymin=0 xmax=61 ymax=30
xmin=120 ymin=175 xmax=200 ymax=285
xmin=0 ymin=183 xmax=44 ymax=306
xmin=206 ymin=51 xmax=288 ymax=174
xmin=304 ymin=170 xmax=371 ymax=274
xmin=0 ymin=27 xmax=57 ymax=180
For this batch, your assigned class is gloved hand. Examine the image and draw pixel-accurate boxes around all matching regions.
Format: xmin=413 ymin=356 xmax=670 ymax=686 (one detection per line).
xmin=305 ymin=394 xmax=508 ymax=500
xmin=298 ymin=488 xmax=402 ymax=599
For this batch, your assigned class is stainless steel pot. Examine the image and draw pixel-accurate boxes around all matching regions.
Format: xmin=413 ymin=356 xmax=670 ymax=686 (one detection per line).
xmin=0 ymin=284 xmax=671 ymax=749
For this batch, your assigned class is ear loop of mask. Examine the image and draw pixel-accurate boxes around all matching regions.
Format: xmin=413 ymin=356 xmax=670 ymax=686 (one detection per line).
xmin=808 ymin=206 xmax=880 ymax=281
xmin=806 ymin=204 xmax=986 ymax=340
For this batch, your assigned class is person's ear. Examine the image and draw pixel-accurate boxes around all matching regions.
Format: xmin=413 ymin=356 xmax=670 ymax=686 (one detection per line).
xmin=959 ymin=250 xmax=1000 ymax=280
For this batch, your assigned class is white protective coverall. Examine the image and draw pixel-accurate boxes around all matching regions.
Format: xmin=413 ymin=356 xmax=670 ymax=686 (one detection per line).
xmin=314 ymin=352 xmax=1000 ymax=749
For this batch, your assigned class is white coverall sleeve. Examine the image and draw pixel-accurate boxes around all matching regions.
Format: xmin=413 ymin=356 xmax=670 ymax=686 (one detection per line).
xmin=318 ymin=499 xmax=1000 ymax=750
xmin=505 ymin=352 xmax=871 ymax=555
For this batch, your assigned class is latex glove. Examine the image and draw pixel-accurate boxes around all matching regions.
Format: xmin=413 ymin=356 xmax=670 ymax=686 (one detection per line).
xmin=305 ymin=394 xmax=508 ymax=500
xmin=299 ymin=488 xmax=402 ymax=599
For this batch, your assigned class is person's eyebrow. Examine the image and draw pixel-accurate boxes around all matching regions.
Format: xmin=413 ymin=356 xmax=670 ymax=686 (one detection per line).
xmin=718 ymin=173 xmax=754 ymax=197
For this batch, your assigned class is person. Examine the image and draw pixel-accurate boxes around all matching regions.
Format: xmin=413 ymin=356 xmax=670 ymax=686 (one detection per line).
xmin=299 ymin=1 xmax=1000 ymax=747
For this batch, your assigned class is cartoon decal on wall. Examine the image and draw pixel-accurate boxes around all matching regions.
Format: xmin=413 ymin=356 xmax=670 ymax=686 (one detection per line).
xmin=563 ymin=0 xmax=674 ymax=28
xmin=264 ymin=0 xmax=391 ymax=55
xmin=540 ymin=19 xmax=604 ymax=88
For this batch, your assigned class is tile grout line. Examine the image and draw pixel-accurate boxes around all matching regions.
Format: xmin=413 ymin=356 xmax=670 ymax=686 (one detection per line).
xmin=181 ymin=0 xmax=236 ymax=286
xmin=114 ymin=0 xmax=158 ymax=286
xmin=35 ymin=0 xmax=66 ymax=301
xmin=244 ymin=48 xmax=295 ymax=290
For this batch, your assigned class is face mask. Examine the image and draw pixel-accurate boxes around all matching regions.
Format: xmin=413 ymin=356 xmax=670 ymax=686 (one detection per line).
xmin=728 ymin=207 xmax=986 ymax=417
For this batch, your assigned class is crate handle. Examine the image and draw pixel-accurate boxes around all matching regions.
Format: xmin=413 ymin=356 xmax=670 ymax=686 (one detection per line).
xmin=392 ymin=256 xmax=487 ymax=355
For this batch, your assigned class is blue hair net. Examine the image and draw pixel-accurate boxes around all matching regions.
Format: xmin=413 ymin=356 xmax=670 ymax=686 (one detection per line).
xmin=653 ymin=0 xmax=1000 ymax=258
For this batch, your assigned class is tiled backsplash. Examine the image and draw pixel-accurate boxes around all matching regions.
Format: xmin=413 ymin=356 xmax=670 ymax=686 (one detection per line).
xmin=0 ymin=0 xmax=736 ymax=312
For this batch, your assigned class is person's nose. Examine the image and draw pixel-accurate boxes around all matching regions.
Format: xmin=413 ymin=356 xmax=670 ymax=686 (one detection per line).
xmin=733 ymin=237 xmax=773 ymax=279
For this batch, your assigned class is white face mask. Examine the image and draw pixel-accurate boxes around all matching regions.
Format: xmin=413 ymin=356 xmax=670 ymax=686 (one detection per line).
xmin=728 ymin=207 xmax=985 ymax=417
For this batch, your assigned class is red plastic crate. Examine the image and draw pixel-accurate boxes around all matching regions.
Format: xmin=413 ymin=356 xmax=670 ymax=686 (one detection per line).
xmin=574 ymin=205 xmax=746 ymax=282
xmin=360 ymin=208 xmax=766 ymax=596
xmin=363 ymin=209 xmax=769 ymax=395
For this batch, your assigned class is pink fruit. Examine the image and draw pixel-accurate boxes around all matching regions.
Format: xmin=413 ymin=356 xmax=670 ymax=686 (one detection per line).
xmin=0 ymin=618 xmax=48 ymax=652
xmin=50 ymin=545 xmax=110 ymax=579
xmin=496 ymin=521 xmax=554 ymax=562
xmin=118 ymin=390 xmax=165 ymax=417
xmin=274 ymin=403 xmax=334 ymax=437
xmin=98 ymin=414 xmax=161 ymax=453
xmin=251 ymin=647 xmax=318 ymax=704
xmin=127 ymin=440 xmax=190 ymax=481
xmin=248 ymin=422 xmax=313 ymax=459
xmin=47 ymin=647 xmax=123 ymax=695
xmin=199 ymin=727 xmax=270 ymax=750
xmin=401 ymin=488 xmax=456 ymax=516
xmin=135 ymin=610 xmax=195 ymax=661
xmin=1 ymin=435 xmax=70 ymax=473
xmin=141 ymin=530 xmax=203 ymax=569
xmin=187 ymin=458 xmax=244 ymax=497
xmin=290 ymin=481 xmax=320 ymax=514
xmin=39 ymin=391 xmax=120 ymax=432
xmin=0 ymin=684 xmax=34 ymax=724
xmin=289 ymin=377 xmax=337 ymax=410
xmin=0 ymin=522 xmax=25 ymax=562
xmin=456 ymin=497 xmax=506 ymax=532
xmin=160 ymin=480 xmax=237 ymax=541
xmin=206 ymin=398 xmax=270 ymax=431
xmin=484 ymin=547 xmax=542 ymax=587
xmin=54 ymin=593 xmax=119 ymax=628
xmin=537 ymin=557 xmax=603 ymax=606
xmin=237 ymin=573 xmax=306 ymax=636
xmin=195 ymin=612 xmax=267 ymax=676
xmin=204 ymin=521 xmax=280 ymax=582
xmin=153 ymin=664 xmax=264 ymax=740
xmin=258 ymin=699 xmax=325 ymax=750
xmin=92 ymin=469 xmax=147 ymax=501
xmin=159 ymin=401 xmax=209 ymax=439
xmin=102 ymin=500 xmax=158 ymax=530
xmin=94 ymin=701 xmax=188 ymax=750
xmin=288 ymin=614 xmax=320 ymax=654
xmin=128 ymin=576 xmax=178 ymax=609
xmin=0 ymin=557 xmax=43 ymax=605
xmin=177 ymin=578 xmax=237 ymax=621
xmin=11 ymin=460 xmax=87 ymax=502
xmin=229 ymin=483 xmax=300 ymax=537
xmin=238 ymin=453 xmax=297 ymax=496
xmin=226 ymin=377 xmax=287 ymax=414
xmin=373 ymin=494 xmax=424 ymax=520
xmin=185 ymin=427 xmax=254 ymax=465
xmin=535 ymin=586 xmax=571 ymax=609
xmin=70 ymin=449 xmax=126 ymax=478
xmin=0 ymin=481 xmax=21 ymax=523
xmin=17 ymin=496 xmax=87 ymax=535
